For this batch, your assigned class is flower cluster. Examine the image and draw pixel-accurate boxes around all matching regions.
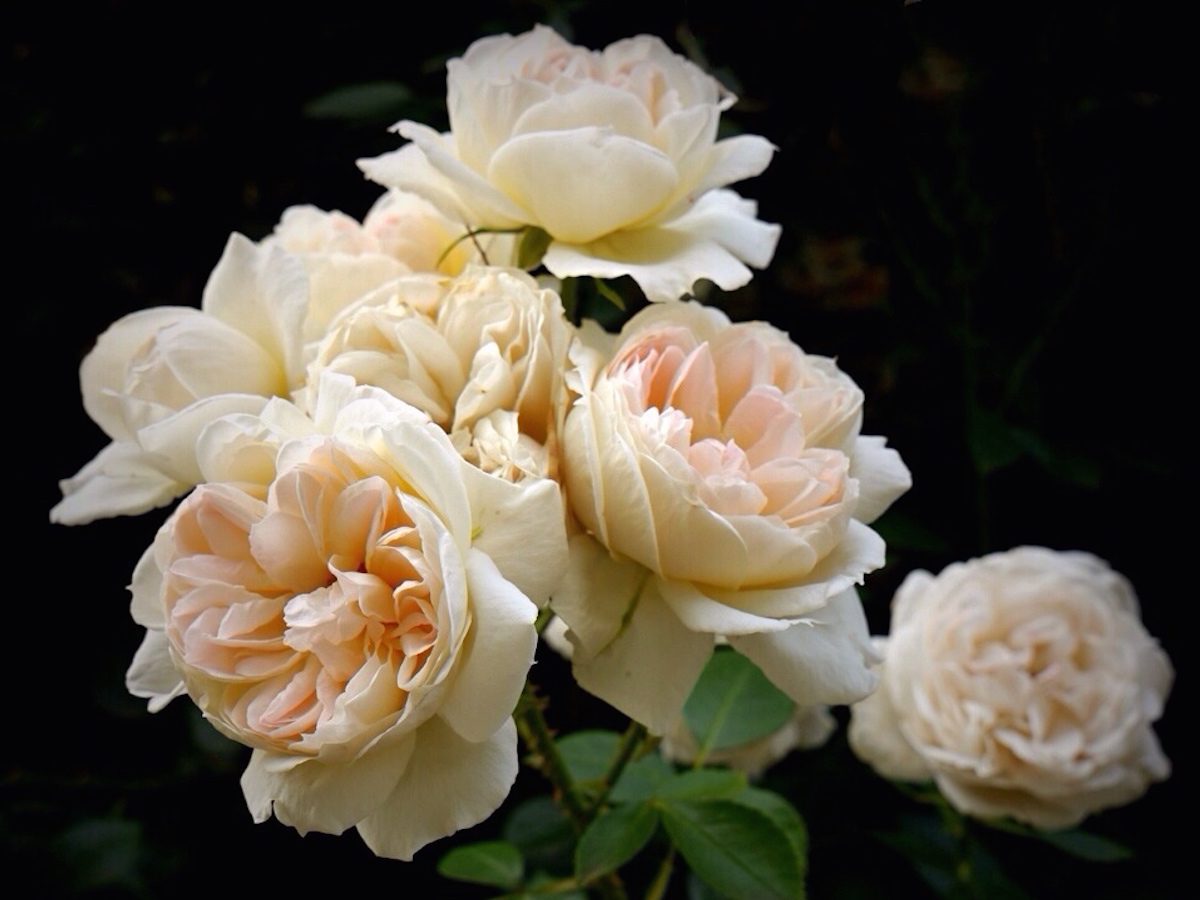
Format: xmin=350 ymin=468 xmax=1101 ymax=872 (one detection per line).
xmin=55 ymin=21 xmax=1170 ymax=870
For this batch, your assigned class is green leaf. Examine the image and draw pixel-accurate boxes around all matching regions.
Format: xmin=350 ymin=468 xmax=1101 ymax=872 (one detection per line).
xmin=575 ymin=802 xmax=659 ymax=882
xmin=303 ymin=81 xmax=413 ymax=122
xmin=1037 ymin=829 xmax=1133 ymax=862
xmin=731 ymin=788 xmax=808 ymax=878
xmin=656 ymin=768 xmax=747 ymax=802
xmin=503 ymin=797 xmax=575 ymax=870
xmin=659 ymin=799 xmax=804 ymax=900
xmin=683 ymin=649 xmax=795 ymax=753
xmin=556 ymin=730 xmax=621 ymax=783
xmin=610 ymin=753 xmax=675 ymax=803
xmin=517 ymin=227 xmax=553 ymax=270
xmin=981 ymin=818 xmax=1133 ymax=862
xmin=437 ymin=841 xmax=524 ymax=890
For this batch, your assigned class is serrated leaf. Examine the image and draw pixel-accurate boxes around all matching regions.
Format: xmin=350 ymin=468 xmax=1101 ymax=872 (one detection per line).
xmin=503 ymin=796 xmax=575 ymax=870
xmin=437 ymin=841 xmax=524 ymax=890
xmin=575 ymin=803 xmax=659 ymax=882
xmin=556 ymin=730 xmax=621 ymax=783
xmin=684 ymin=649 xmax=795 ymax=753
xmin=517 ymin=227 xmax=552 ymax=270
xmin=660 ymin=799 xmax=803 ymax=900
xmin=303 ymin=81 xmax=413 ymax=122
xmin=610 ymin=753 xmax=675 ymax=804
xmin=656 ymin=768 xmax=747 ymax=802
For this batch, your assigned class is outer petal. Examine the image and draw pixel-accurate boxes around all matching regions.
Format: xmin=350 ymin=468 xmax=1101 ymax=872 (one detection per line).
xmin=358 ymin=143 xmax=481 ymax=229
xmin=730 ymin=588 xmax=878 ymax=707
xmin=658 ymin=578 xmax=793 ymax=637
xmin=129 ymin=541 xmax=165 ymax=627
xmin=706 ymin=520 xmax=886 ymax=618
xmin=552 ymin=534 xmax=652 ymax=653
xmin=395 ymin=122 xmax=529 ymax=227
xmin=51 ymin=440 xmax=185 ymax=525
xmin=544 ymin=224 xmax=752 ymax=303
xmin=126 ymin=629 xmax=185 ymax=712
xmin=80 ymin=306 xmax=197 ymax=442
xmin=544 ymin=190 xmax=780 ymax=302
xmin=356 ymin=716 xmax=518 ymax=861
xmin=847 ymin=640 xmax=932 ymax=782
xmin=201 ymin=234 xmax=310 ymax=386
xmin=136 ymin=394 xmax=271 ymax=485
xmin=851 ymin=435 xmax=912 ymax=524
xmin=564 ymin=565 xmax=714 ymax=735
xmin=462 ymin=465 xmax=568 ymax=605
xmin=437 ymin=549 xmax=537 ymax=743
xmin=240 ymin=733 xmax=415 ymax=837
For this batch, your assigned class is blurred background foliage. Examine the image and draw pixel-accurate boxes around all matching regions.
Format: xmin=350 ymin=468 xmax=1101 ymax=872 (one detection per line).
xmin=5 ymin=0 xmax=1185 ymax=896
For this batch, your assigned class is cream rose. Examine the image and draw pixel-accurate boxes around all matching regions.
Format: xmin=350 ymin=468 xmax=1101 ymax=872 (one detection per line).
xmin=308 ymin=266 xmax=572 ymax=480
xmin=553 ymin=302 xmax=911 ymax=732
xmin=359 ymin=25 xmax=781 ymax=302
xmin=52 ymin=195 xmax=496 ymax=526
xmin=848 ymin=547 xmax=1173 ymax=830
xmin=126 ymin=374 xmax=568 ymax=859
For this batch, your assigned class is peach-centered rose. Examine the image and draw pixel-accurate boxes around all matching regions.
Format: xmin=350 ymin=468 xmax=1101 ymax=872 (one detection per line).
xmin=359 ymin=25 xmax=781 ymax=302
xmin=553 ymin=303 xmax=911 ymax=733
xmin=849 ymin=547 xmax=1173 ymax=830
xmin=127 ymin=376 xmax=568 ymax=859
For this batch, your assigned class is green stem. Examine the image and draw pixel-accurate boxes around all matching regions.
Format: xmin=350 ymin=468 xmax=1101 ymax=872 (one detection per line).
xmin=515 ymin=683 xmax=590 ymax=831
xmin=589 ymin=721 xmax=649 ymax=814
xmin=644 ymin=848 xmax=676 ymax=900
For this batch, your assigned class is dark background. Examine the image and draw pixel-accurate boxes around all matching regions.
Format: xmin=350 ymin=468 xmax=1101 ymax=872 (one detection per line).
xmin=5 ymin=1 xmax=1186 ymax=896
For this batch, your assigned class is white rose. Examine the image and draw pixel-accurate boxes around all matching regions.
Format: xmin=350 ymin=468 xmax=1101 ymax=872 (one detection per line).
xmin=52 ymin=235 xmax=308 ymax=524
xmin=848 ymin=547 xmax=1173 ymax=830
xmin=359 ymin=26 xmax=781 ymax=302
xmin=553 ymin=302 xmax=911 ymax=733
xmin=308 ymin=265 xmax=572 ymax=480
xmin=126 ymin=373 xmax=569 ymax=859
xmin=53 ymin=196 xmax=501 ymax=527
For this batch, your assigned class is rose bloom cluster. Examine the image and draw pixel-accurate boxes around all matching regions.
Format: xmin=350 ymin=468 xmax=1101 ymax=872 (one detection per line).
xmin=54 ymin=24 xmax=1170 ymax=864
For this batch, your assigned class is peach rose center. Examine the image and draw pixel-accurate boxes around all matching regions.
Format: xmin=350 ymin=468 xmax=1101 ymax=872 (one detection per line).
xmin=162 ymin=439 xmax=441 ymax=751
xmin=608 ymin=326 xmax=849 ymax=523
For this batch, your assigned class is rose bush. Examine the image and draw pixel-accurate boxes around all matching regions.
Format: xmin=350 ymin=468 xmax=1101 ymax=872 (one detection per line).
xmin=360 ymin=25 xmax=781 ymax=302
xmin=126 ymin=374 xmax=568 ymax=858
xmin=553 ymin=302 xmax=911 ymax=732
xmin=848 ymin=547 xmax=1173 ymax=830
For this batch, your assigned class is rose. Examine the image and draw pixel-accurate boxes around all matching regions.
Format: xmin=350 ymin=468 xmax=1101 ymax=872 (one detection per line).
xmin=308 ymin=265 xmax=572 ymax=480
xmin=51 ymin=235 xmax=307 ymax=524
xmin=848 ymin=547 xmax=1173 ymax=830
xmin=126 ymin=374 xmax=568 ymax=859
xmin=553 ymin=302 xmax=911 ymax=732
xmin=359 ymin=25 xmax=781 ymax=302
xmin=52 ymin=196 xmax=493 ymax=526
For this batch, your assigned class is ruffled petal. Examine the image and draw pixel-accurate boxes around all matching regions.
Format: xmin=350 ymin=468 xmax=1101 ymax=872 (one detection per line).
xmin=356 ymin=716 xmax=518 ymax=861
